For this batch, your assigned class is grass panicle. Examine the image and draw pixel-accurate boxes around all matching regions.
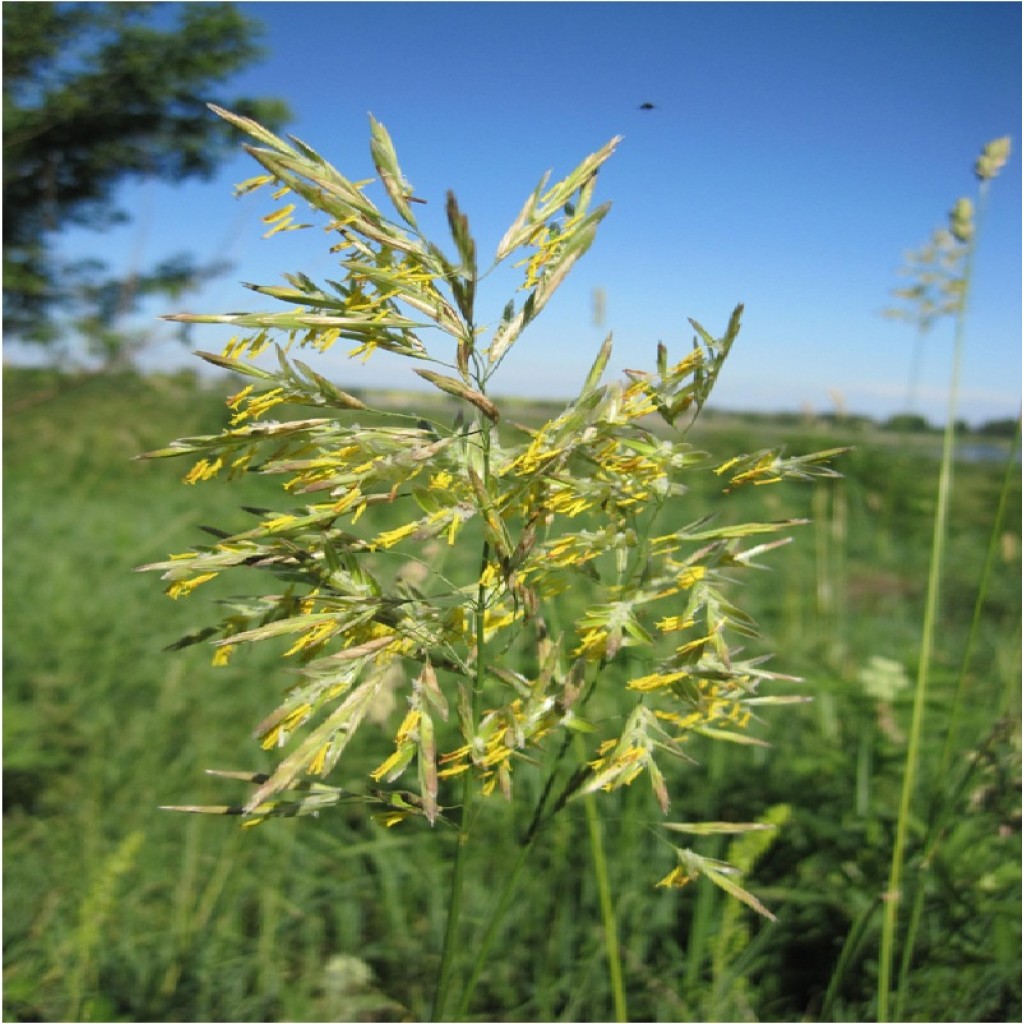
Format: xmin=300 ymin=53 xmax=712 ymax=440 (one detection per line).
xmin=3 ymin=131 xmax=1017 ymax=1024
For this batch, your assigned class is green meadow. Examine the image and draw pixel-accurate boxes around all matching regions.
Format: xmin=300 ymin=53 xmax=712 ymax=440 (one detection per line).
xmin=4 ymin=366 xmax=1020 ymax=1022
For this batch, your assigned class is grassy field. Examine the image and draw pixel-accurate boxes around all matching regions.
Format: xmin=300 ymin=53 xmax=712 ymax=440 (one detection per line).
xmin=4 ymin=366 xmax=1020 ymax=1022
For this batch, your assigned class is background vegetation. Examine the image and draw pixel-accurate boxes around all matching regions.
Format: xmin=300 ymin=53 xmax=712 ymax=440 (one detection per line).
xmin=3 ymin=9 xmax=1019 ymax=1020
xmin=4 ymin=366 xmax=1019 ymax=1022
xmin=2 ymin=1 xmax=289 ymax=361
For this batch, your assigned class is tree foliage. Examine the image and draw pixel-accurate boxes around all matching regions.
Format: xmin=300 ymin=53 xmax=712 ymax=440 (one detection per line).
xmin=2 ymin=1 xmax=290 ymax=346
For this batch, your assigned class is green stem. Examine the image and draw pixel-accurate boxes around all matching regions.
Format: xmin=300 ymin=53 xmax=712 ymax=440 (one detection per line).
xmin=683 ymin=742 xmax=726 ymax=998
xmin=576 ymin=733 xmax=627 ymax=1022
xmin=887 ymin=413 xmax=1021 ymax=1020
xmin=877 ymin=182 xmax=989 ymax=1022
xmin=432 ymin=772 xmax=474 ymax=1021
xmin=894 ymin=870 xmax=927 ymax=1022
xmin=877 ymin=316 xmax=954 ymax=1024
xmin=892 ymin=417 xmax=1021 ymax=1020
xmin=939 ymin=410 xmax=1021 ymax=773
xmin=456 ymin=839 xmax=532 ymax=1018
xmin=455 ymin=759 xmax=567 ymax=1017
xmin=821 ymin=897 xmax=880 ymax=1021
xmin=453 ymin=668 xmax=625 ymax=1021
xmin=457 ymin=671 xmax=603 ymax=1017
xmin=432 ymin=422 xmax=492 ymax=1022
xmin=855 ymin=718 xmax=872 ymax=817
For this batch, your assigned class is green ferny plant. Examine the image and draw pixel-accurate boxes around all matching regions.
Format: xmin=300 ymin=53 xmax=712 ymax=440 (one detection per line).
xmin=138 ymin=106 xmax=845 ymax=1020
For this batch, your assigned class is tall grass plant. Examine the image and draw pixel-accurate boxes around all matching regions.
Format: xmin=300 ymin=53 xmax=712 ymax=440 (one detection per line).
xmin=877 ymin=137 xmax=1012 ymax=1021
xmin=136 ymin=107 xmax=842 ymax=1018
xmin=4 ymin=132 xmax=1019 ymax=1024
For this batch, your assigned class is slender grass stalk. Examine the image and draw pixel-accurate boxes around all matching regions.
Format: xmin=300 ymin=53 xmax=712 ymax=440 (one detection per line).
xmin=893 ymin=871 xmax=928 ymax=1023
xmin=681 ymin=741 xmax=728 ymax=1009
xmin=456 ymin=840 xmax=533 ymax=1018
xmin=821 ymin=897 xmax=879 ymax=1021
xmin=815 ymin=476 xmax=849 ymax=676
xmin=456 ymin=728 xmax=585 ymax=1016
xmin=431 ymin=609 xmax=486 ymax=1020
xmin=432 ymin=427 xmax=493 ymax=1022
xmin=877 ymin=282 xmax=960 ymax=1024
xmin=457 ymin=671 xmax=612 ymax=1018
xmin=432 ymin=771 xmax=475 ymax=1021
xmin=855 ymin=717 xmax=873 ymax=816
xmin=939 ymin=410 xmax=1022 ymax=773
xmin=576 ymin=733 xmax=628 ymax=1023
xmin=893 ymin=419 xmax=1021 ymax=1020
xmin=877 ymin=174 xmax=994 ymax=1023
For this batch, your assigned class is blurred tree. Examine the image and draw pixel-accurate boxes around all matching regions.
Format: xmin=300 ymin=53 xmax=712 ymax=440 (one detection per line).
xmin=882 ymin=412 xmax=935 ymax=434
xmin=2 ymin=1 xmax=290 ymax=360
xmin=977 ymin=417 xmax=1020 ymax=439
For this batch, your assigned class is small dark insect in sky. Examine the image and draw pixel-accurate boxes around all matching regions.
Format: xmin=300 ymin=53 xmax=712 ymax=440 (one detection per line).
xmin=638 ymin=102 xmax=656 ymax=111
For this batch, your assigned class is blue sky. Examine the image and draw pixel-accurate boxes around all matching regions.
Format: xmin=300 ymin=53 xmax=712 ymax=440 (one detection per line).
xmin=45 ymin=2 xmax=1023 ymax=424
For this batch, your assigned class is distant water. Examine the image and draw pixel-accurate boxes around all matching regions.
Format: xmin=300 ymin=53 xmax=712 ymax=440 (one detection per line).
xmin=956 ymin=442 xmax=1021 ymax=464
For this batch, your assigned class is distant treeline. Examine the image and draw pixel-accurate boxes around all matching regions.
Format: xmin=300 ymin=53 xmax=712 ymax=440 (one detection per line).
xmin=3 ymin=365 xmax=1018 ymax=439
xmin=693 ymin=406 xmax=1019 ymax=438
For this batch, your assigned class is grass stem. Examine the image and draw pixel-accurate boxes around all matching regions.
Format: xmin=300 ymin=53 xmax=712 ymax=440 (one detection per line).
xmin=431 ymin=771 xmax=474 ymax=1021
xmin=432 ymin=422 xmax=493 ymax=1022
xmin=456 ymin=840 xmax=532 ymax=1018
xmin=576 ymin=734 xmax=627 ymax=1022
xmin=877 ymin=179 xmax=990 ymax=1023
xmin=939 ymin=411 xmax=1021 ymax=773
